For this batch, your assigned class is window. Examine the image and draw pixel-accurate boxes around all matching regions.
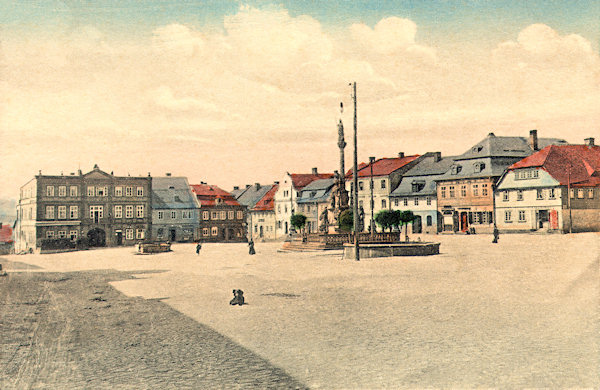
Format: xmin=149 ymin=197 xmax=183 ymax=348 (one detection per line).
xmin=569 ymin=189 xmax=575 ymax=198
xmin=125 ymin=205 xmax=133 ymax=218
xmin=211 ymin=226 xmax=218 ymax=236
xmin=70 ymin=186 xmax=78 ymax=197
xmin=532 ymin=170 xmax=539 ymax=178
xmin=577 ymin=189 xmax=584 ymax=199
xmin=426 ymin=215 xmax=432 ymax=226
xmin=450 ymin=165 xmax=462 ymax=175
xmin=394 ymin=199 xmax=399 ymax=206
xmin=381 ymin=180 xmax=386 ymax=189
xmin=211 ymin=211 xmax=218 ymax=219
xmin=517 ymin=190 xmax=523 ymax=201
xmin=202 ymin=211 xmax=209 ymax=220
xmin=220 ymin=211 xmax=226 ymax=220
xmin=87 ymin=186 xmax=95 ymax=196
xmin=136 ymin=229 xmax=145 ymax=239
xmin=169 ymin=211 xmax=175 ymax=219
xmin=137 ymin=187 xmax=144 ymax=197
xmin=381 ymin=199 xmax=387 ymax=208
xmin=518 ymin=210 xmax=526 ymax=222
xmin=359 ymin=200 xmax=363 ymax=208
xmin=412 ymin=182 xmax=425 ymax=192
xmin=126 ymin=187 xmax=133 ymax=197
xmin=549 ymin=188 xmax=556 ymax=199
xmin=482 ymin=184 xmax=488 ymax=196
xmin=70 ymin=206 xmax=78 ymax=219
xmin=46 ymin=206 xmax=55 ymax=219
xmin=441 ymin=187 xmax=446 ymax=198
xmin=237 ymin=211 xmax=243 ymax=219
xmin=460 ymin=185 xmax=467 ymax=197
xmin=58 ymin=186 xmax=66 ymax=197
xmin=277 ymin=205 xmax=281 ymax=213
xmin=136 ymin=205 xmax=144 ymax=218
xmin=536 ymin=189 xmax=543 ymax=200
xmin=202 ymin=228 xmax=209 ymax=236
xmin=157 ymin=228 xmax=164 ymax=238
xmin=47 ymin=186 xmax=55 ymax=197
xmin=58 ymin=206 xmax=66 ymax=219
xmin=403 ymin=198 xmax=408 ymax=206
xmin=473 ymin=162 xmax=486 ymax=173
xmin=115 ymin=186 xmax=123 ymax=197
xmin=46 ymin=230 xmax=55 ymax=238
xmin=473 ymin=212 xmax=480 ymax=223
xmin=414 ymin=198 xmax=419 ymax=206
xmin=473 ymin=184 xmax=479 ymax=197
xmin=589 ymin=189 xmax=594 ymax=198
xmin=126 ymin=229 xmax=134 ymax=240
xmin=157 ymin=211 xmax=163 ymax=220
xmin=182 ymin=211 xmax=192 ymax=219
xmin=284 ymin=205 xmax=288 ymax=213
xmin=69 ymin=230 xmax=78 ymax=241
xmin=115 ymin=206 xmax=122 ymax=219
xmin=502 ymin=191 xmax=509 ymax=201
xmin=57 ymin=230 xmax=66 ymax=238
xmin=426 ymin=197 xmax=432 ymax=206
xmin=89 ymin=205 xmax=103 ymax=219
xmin=228 ymin=211 xmax=234 ymax=220
xmin=504 ymin=210 xmax=512 ymax=222
xmin=359 ymin=182 xmax=364 ymax=191
xmin=449 ymin=186 xmax=455 ymax=198
xmin=96 ymin=186 xmax=107 ymax=197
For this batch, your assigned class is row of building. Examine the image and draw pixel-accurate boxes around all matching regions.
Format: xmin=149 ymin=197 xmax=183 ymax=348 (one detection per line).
xmin=239 ymin=130 xmax=599 ymax=238
xmin=12 ymin=131 xmax=600 ymax=251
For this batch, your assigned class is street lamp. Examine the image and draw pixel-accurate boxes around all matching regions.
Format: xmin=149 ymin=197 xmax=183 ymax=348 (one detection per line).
xmin=369 ymin=156 xmax=375 ymax=238
xmin=350 ymin=82 xmax=359 ymax=261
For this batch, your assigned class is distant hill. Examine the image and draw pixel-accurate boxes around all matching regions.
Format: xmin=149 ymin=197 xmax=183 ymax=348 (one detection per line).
xmin=0 ymin=198 xmax=16 ymax=225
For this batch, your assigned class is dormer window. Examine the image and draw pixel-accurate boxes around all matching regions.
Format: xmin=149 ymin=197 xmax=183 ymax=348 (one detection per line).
xmin=473 ymin=162 xmax=486 ymax=173
xmin=450 ymin=165 xmax=462 ymax=175
xmin=411 ymin=181 xmax=425 ymax=193
xmin=472 ymin=146 xmax=483 ymax=153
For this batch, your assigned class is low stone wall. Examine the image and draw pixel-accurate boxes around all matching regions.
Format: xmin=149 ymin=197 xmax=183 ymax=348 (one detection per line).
xmin=343 ymin=242 xmax=440 ymax=260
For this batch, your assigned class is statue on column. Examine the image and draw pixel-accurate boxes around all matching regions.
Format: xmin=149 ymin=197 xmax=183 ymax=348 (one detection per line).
xmin=329 ymin=116 xmax=350 ymax=233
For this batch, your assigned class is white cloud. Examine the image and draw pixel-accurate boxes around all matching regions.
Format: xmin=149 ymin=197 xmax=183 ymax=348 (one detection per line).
xmin=152 ymin=85 xmax=221 ymax=113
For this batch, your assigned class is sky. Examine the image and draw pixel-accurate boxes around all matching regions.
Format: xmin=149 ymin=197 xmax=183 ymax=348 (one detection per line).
xmin=1 ymin=1 xmax=599 ymax=213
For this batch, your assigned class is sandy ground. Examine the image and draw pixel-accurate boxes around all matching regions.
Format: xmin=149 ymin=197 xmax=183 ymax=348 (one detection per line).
xmin=1 ymin=233 xmax=598 ymax=389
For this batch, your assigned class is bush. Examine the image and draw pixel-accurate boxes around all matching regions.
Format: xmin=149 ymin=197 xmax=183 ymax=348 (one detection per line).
xmin=39 ymin=238 xmax=76 ymax=250
xmin=338 ymin=209 xmax=354 ymax=232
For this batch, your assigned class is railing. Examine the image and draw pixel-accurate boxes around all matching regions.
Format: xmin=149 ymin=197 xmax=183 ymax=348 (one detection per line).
xmin=300 ymin=232 xmax=403 ymax=245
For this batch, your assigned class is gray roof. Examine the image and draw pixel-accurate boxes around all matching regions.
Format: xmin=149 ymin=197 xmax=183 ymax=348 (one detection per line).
xmin=297 ymin=178 xmax=335 ymax=203
xmin=231 ymin=187 xmax=245 ymax=198
xmin=392 ymin=155 xmax=457 ymax=197
xmin=456 ymin=133 xmax=568 ymax=160
xmin=152 ymin=177 xmax=198 ymax=209
xmin=236 ymin=184 xmax=275 ymax=208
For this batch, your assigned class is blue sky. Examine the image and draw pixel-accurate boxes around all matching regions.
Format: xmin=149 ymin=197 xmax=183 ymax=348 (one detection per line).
xmin=2 ymin=0 xmax=599 ymax=48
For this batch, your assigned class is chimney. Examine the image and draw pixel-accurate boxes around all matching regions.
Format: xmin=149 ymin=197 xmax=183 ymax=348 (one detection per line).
xmin=312 ymin=167 xmax=318 ymax=175
xmin=488 ymin=132 xmax=496 ymax=137
xmin=245 ymin=184 xmax=251 ymax=189
xmin=166 ymin=172 xmax=171 ymax=176
xmin=233 ymin=186 xmax=239 ymax=190
xmin=398 ymin=152 xmax=405 ymax=158
xmin=584 ymin=137 xmax=595 ymax=147
xmin=274 ymin=181 xmax=279 ymax=185
xmin=255 ymin=183 xmax=260 ymax=190
xmin=528 ymin=130 xmax=538 ymax=151
xmin=433 ymin=152 xmax=442 ymax=162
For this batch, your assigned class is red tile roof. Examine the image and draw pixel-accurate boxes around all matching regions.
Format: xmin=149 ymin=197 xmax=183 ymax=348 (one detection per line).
xmin=0 ymin=224 xmax=13 ymax=243
xmin=346 ymin=155 xmax=420 ymax=178
xmin=190 ymin=184 xmax=241 ymax=206
xmin=509 ymin=145 xmax=600 ymax=187
xmin=253 ymin=184 xmax=278 ymax=211
xmin=290 ymin=173 xmax=334 ymax=190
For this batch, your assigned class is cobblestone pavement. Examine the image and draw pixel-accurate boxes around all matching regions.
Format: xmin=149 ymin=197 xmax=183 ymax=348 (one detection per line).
xmin=0 ymin=270 xmax=306 ymax=389
xmin=2 ymin=233 xmax=598 ymax=389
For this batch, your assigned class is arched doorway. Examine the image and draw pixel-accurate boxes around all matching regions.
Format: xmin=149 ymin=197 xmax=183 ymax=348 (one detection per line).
xmin=87 ymin=228 xmax=106 ymax=247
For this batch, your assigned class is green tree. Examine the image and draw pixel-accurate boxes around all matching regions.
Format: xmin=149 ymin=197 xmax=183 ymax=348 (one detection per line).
xmin=391 ymin=210 xmax=404 ymax=235
xmin=374 ymin=209 xmax=395 ymax=232
xmin=338 ymin=209 xmax=354 ymax=232
xmin=290 ymin=213 xmax=307 ymax=233
xmin=399 ymin=210 xmax=416 ymax=242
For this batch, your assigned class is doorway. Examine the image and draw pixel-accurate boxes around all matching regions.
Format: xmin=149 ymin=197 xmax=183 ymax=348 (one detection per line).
xmin=412 ymin=215 xmax=422 ymax=234
xmin=170 ymin=229 xmax=176 ymax=242
xmin=116 ymin=231 xmax=123 ymax=246
xmin=460 ymin=212 xmax=469 ymax=232
xmin=87 ymin=228 xmax=106 ymax=247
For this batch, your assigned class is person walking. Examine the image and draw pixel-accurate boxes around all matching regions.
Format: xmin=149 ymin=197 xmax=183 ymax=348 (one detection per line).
xmin=248 ymin=239 xmax=255 ymax=255
xmin=196 ymin=242 xmax=202 ymax=255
